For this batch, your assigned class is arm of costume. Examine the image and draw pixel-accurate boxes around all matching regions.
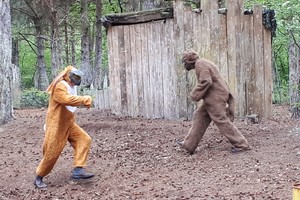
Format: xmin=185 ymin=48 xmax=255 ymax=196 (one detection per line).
xmin=190 ymin=67 xmax=212 ymax=102
xmin=52 ymin=82 xmax=90 ymax=106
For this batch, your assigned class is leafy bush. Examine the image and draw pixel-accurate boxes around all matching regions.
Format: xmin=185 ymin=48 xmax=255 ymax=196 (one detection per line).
xmin=20 ymin=88 xmax=49 ymax=108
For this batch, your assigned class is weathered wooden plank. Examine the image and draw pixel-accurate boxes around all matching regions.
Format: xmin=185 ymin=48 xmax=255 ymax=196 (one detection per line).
xmin=209 ymin=0 xmax=219 ymax=65
xmin=192 ymin=6 xmax=203 ymax=111
xmin=147 ymin=22 xmax=154 ymax=118
xmin=235 ymin=0 xmax=244 ymax=116
xmin=151 ymin=21 xmax=162 ymax=118
xmin=141 ymin=23 xmax=150 ymax=118
xmin=129 ymin=25 xmax=139 ymax=117
xmin=227 ymin=0 xmax=242 ymax=115
xmin=218 ymin=10 xmax=228 ymax=83
xmin=124 ymin=26 xmax=132 ymax=116
xmin=192 ymin=10 xmax=202 ymax=53
xmin=174 ymin=0 xmax=188 ymax=119
xmin=169 ymin=19 xmax=178 ymax=119
xmin=117 ymin=26 xmax=128 ymax=116
xmin=113 ymin=26 xmax=122 ymax=115
xmin=253 ymin=5 xmax=264 ymax=119
xmin=200 ymin=0 xmax=211 ymax=59
xmin=184 ymin=6 xmax=196 ymax=119
xmin=155 ymin=21 xmax=164 ymax=118
xmin=97 ymin=90 xmax=104 ymax=109
xmin=242 ymin=13 xmax=255 ymax=115
xmin=103 ymin=88 xmax=110 ymax=108
xmin=161 ymin=21 xmax=176 ymax=119
xmin=134 ymin=23 xmax=144 ymax=117
xmin=263 ymin=26 xmax=272 ymax=118
xmin=161 ymin=20 xmax=168 ymax=119
xmin=103 ymin=7 xmax=173 ymax=26
xmin=108 ymin=28 xmax=116 ymax=113
xmin=95 ymin=88 xmax=111 ymax=109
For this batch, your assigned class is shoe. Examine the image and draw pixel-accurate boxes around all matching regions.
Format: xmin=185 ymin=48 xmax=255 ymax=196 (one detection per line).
xmin=72 ymin=167 xmax=94 ymax=179
xmin=230 ymin=146 xmax=251 ymax=154
xmin=176 ymin=140 xmax=195 ymax=155
xmin=34 ymin=176 xmax=47 ymax=188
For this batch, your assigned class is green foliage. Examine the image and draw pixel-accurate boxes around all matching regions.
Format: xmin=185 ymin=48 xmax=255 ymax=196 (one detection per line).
xmin=272 ymin=79 xmax=289 ymax=104
xmin=20 ymin=88 xmax=49 ymax=108
xmin=19 ymin=38 xmax=52 ymax=89
xmin=103 ymin=0 xmax=121 ymax=14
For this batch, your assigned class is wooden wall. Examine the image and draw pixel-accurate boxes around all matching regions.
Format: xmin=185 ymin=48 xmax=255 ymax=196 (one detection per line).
xmin=103 ymin=0 xmax=273 ymax=120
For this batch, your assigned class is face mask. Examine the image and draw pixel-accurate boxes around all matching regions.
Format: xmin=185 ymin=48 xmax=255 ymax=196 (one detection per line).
xmin=69 ymin=72 xmax=81 ymax=86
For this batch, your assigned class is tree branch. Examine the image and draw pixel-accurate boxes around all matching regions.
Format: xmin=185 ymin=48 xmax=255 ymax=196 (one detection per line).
xmin=19 ymin=32 xmax=38 ymax=55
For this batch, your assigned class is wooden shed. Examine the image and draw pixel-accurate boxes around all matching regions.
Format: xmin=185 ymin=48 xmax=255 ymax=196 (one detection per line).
xmin=100 ymin=0 xmax=274 ymax=120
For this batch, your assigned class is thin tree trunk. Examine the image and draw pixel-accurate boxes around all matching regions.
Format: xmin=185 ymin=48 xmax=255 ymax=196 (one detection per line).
xmin=0 ymin=0 xmax=13 ymax=124
xmin=64 ymin=3 xmax=70 ymax=64
xmin=70 ymin=25 xmax=76 ymax=66
xmin=289 ymin=42 xmax=300 ymax=118
xmin=33 ymin=17 xmax=49 ymax=91
xmin=80 ymin=0 xmax=92 ymax=87
xmin=93 ymin=0 xmax=103 ymax=90
xmin=12 ymin=38 xmax=21 ymax=109
xmin=50 ymin=5 xmax=63 ymax=79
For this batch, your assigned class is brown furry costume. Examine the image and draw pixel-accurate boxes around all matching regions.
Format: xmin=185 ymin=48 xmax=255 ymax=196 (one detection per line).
xmin=179 ymin=50 xmax=250 ymax=154
xmin=35 ymin=66 xmax=93 ymax=185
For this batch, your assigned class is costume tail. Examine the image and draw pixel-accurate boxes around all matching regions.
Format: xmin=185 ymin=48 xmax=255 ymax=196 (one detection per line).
xmin=227 ymin=93 xmax=235 ymax=122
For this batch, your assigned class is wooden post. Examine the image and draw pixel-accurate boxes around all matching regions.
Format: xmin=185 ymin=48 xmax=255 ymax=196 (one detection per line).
xmin=209 ymin=0 xmax=220 ymax=65
xmin=218 ymin=3 xmax=228 ymax=83
xmin=263 ymin=25 xmax=273 ymax=118
xmin=174 ymin=0 xmax=188 ymax=119
xmin=227 ymin=0 xmax=244 ymax=116
xmin=253 ymin=5 xmax=264 ymax=119
xmin=242 ymin=12 xmax=255 ymax=115
xmin=200 ymin=0 xmax=211 ymax=59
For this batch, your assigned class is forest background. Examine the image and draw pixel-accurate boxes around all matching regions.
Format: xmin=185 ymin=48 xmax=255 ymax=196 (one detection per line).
xmin=2 ymin=0 xmax=300 ymax=121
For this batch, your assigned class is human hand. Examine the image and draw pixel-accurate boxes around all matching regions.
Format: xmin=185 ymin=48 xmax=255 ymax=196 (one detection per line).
xmin=82 ymin=95 xmax=92 ymax=109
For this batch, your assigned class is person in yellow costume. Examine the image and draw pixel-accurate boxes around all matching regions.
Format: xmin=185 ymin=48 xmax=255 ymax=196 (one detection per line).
xmin=34 ymin=66 xmax=94 ymax=188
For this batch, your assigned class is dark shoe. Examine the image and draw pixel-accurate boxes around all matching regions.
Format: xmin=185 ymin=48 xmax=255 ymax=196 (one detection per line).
xmin=34 ymin=176 xmax=47 ymax=188
xmin=72 ymin=167 xmax=94 ymax=179
xmin=230 ymin=146 xmax=251 ymax=154
xmin=176 ymin=140 xmax=194 ymax=155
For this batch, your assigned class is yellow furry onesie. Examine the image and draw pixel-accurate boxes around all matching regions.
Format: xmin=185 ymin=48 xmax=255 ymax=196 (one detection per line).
xmin=35 ymin=66 xmax=93 ymax=188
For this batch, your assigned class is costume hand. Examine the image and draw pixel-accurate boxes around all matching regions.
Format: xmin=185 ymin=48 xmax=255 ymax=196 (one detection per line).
xmin=82 ymin=95 xmax=92 ymax=108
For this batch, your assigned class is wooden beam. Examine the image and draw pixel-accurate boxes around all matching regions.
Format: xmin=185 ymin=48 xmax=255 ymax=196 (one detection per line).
xmin=102 ymin=7 xmax=173 ymax=27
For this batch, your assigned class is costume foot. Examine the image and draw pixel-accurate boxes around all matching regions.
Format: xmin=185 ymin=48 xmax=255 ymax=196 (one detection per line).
xmin=230 ymin=146 xmax=251 ymax=154
xmin=176 ymin=140 xmax=194 ymax=155
xmin=34 ymin=176 xmax=47 ymax=188
xmin=72 ymin=167 xmax=94 ymax=179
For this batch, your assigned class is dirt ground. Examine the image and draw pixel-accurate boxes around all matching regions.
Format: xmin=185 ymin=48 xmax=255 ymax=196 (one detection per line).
xmin=0 ymin=105 xmax=300 ymax=199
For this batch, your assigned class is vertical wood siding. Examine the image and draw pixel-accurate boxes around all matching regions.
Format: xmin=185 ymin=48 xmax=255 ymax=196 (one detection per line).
xmin=100 ymin=0 xmax=273 ymax=120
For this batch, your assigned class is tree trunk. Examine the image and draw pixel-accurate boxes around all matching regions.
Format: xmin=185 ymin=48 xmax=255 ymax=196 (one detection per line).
xmin=80 ymin=0 xmax=92 ymax=87
xmin=0 ymin=0 xmax=13 ymax=124
xmin=50 ymin=5 xmax=63 ymax=79
xmin=12 ymin=38 xmax=21 ymax=109
xmin=289 ymin=42 xmax=300 ymax=118
xmin=33 ymin=17 xmax=49 ymax=91
xmin=70 ymin=25 xmax=76 ymax=66
xmin=93 ymin=0 xmax=104 ymax=90
xmin=64 ymin=3 xmax=70 ymax=64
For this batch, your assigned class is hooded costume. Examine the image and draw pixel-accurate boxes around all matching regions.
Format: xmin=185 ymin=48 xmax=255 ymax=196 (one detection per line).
xmin=34 ymin=66 xmax=94 ymax=188
xmin=178 ymin=50 xmax=250 ymax=154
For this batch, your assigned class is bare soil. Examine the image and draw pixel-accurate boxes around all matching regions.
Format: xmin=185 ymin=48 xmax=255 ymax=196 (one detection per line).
xmin=0 ymin=105 xmax=300 ymax=200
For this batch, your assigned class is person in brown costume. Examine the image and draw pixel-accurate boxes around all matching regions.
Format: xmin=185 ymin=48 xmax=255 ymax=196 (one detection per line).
xmin=34 ymin=66 xmax=94 ymax=188
xmin=177 ymin=50 xmax=251 ymax=154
